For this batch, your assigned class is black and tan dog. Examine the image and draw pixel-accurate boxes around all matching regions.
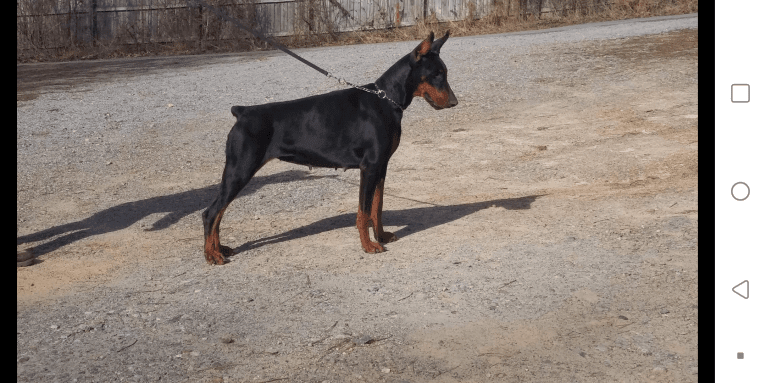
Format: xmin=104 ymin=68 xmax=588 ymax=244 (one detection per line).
xmin=202 ymin=31 xmax=458 ymax=264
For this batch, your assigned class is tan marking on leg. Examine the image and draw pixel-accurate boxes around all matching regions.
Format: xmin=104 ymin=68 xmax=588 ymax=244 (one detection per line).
xmin=370 ymin=180 xmax=398 ymax=244
xmin=357 ymin=206 xmax=385 ymax=253
xmin=204 ymin=207 xmax=228 ymax=265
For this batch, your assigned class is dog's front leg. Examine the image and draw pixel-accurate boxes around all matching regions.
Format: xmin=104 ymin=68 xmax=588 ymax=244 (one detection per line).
xmin=370 ymin=179 xmax=398 ymax=244
xmin=356 ymin=169 xmax=386 ymax=253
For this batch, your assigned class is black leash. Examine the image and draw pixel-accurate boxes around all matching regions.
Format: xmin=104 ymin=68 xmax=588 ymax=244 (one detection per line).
xmin=189 ymin=0 xmax=327 ymax=76
xmin=188 ymin=0 xmax=403 ymax=111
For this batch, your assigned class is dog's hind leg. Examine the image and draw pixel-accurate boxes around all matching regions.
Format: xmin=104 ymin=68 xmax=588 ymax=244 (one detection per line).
xmin=202 ymin=124 xmax=270 ymax=265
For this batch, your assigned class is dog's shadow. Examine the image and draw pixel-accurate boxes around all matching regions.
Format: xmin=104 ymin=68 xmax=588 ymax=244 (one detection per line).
xmin=18 ymin=168 xmax=542 ymax=257
xmin=16 ymin=170 xmax=330 ymax=256
xmin=234 ymin=194 xmax=542 ymax=254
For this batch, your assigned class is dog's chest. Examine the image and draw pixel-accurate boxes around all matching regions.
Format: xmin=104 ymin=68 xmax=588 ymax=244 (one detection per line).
xmin=390 ymin=131 xmax=401 ymax=156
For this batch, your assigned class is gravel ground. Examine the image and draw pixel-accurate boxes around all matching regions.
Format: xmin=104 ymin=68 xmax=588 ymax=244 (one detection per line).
xmin=18 ymin=14 xmax=697 ymax=382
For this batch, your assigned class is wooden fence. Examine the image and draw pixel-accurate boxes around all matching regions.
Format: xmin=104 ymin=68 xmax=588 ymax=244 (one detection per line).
xmin=17 ymin=0 xmax=612 ymax=50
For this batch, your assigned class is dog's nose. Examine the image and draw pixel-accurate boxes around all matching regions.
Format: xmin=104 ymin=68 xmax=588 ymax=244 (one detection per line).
xmin=448 ymin=88 xmax=458 ymax=107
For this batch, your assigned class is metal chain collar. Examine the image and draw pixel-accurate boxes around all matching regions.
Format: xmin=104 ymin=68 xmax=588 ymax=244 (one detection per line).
xmin=326 ymin=73 xmax=403 ymax=111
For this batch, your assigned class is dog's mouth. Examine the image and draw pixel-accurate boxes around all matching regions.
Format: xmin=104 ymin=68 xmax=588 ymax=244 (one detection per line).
xmin=423 ymin=93 xmax=444 ymax=110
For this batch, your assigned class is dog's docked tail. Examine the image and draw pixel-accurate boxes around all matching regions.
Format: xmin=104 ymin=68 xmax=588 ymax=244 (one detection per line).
xmin=231 ymin=106 xmax=246 ymax=119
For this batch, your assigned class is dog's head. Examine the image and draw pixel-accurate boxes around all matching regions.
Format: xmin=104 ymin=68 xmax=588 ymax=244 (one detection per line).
xmin=409 ymin=31 xmax=458 ymax=110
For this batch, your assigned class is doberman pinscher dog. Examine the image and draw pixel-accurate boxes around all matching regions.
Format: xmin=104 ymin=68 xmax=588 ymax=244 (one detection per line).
xmin=202 ymin=31 xmax=458 ymax=265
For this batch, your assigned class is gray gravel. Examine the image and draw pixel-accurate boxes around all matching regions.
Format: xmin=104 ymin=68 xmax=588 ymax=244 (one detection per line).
xmin=17 ymin=13 xmax=697 ymax=234
xmin=17 ymin=13 xmax=698 ymax=155
xmin=18 ymin=14 xmax=697 ymax=383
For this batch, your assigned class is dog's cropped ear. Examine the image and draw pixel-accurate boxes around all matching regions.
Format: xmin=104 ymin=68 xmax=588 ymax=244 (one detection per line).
xmin=430 ymin=30 xmax=450 ymax=54
xmin=410 ymin=32 xmax=435 ymax=63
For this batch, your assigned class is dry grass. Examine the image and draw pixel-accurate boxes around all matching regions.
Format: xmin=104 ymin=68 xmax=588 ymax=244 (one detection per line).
xmin=17 ymin=0 xmax=697 ymax=63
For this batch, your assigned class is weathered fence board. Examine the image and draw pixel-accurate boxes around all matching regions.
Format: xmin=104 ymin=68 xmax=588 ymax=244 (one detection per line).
xmin=18 ymin=0 xmax=595 ymax=50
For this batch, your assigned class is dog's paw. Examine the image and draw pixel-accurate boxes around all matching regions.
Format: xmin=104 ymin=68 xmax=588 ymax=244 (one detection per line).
xmin=205 ymin=245 xmax=233 ymax=265
xmin=362 ymin=241 xmax=386 ymax=254
xmin=205 ymin=250 xmax=227 ymax=265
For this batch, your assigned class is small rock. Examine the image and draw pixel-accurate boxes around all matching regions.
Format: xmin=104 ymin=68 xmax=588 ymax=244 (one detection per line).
xmin=653 ymin=366 xmax=667 ymax=373
xmin=618 ymin=315 xmax=628 ymax=320
xmin=220 ymin=336 xmax=234 ymax=344
xmin=106 ymin=161 xmax=112 ymax=165
xmin=50 ymin=325 xmax=59 ymax=330
xmin=595 ymin=345 xmax=607 ymax=352
xmin=381 ymin=368 xmax=390 ymax=373
xmin=191 ymin=351 xmax=200 ymax=357
xmin=660 ymin=308 xmax=670 ymax=314
xmin=18 ymin=356 xmax=30 ymax=363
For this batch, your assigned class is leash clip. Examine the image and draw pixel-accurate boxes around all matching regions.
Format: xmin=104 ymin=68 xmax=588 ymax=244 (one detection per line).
xmin=371 ymin=84 xmax=403 ymax=111
xmin=327 ymin=73 xmax=348 ymax=87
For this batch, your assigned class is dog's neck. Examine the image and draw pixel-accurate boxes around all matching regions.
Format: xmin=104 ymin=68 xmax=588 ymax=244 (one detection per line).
xmin=374 ymin=54 xmax=416 ymax=111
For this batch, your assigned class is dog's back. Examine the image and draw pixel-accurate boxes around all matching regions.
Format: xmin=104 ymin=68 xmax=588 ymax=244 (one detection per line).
xmin=227 ymin=86 xmax=398 ymax=170
xmin=230 ymin=85 xmax=386 ymax=121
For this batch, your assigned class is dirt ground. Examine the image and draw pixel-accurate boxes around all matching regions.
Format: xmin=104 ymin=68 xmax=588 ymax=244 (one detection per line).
xmin=17 ymin=28 xmax=697 ymax=382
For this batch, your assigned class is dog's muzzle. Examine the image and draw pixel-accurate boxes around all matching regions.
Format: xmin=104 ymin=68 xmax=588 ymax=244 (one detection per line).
xmin=424 ymin=85 xmax=458 ymax=110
